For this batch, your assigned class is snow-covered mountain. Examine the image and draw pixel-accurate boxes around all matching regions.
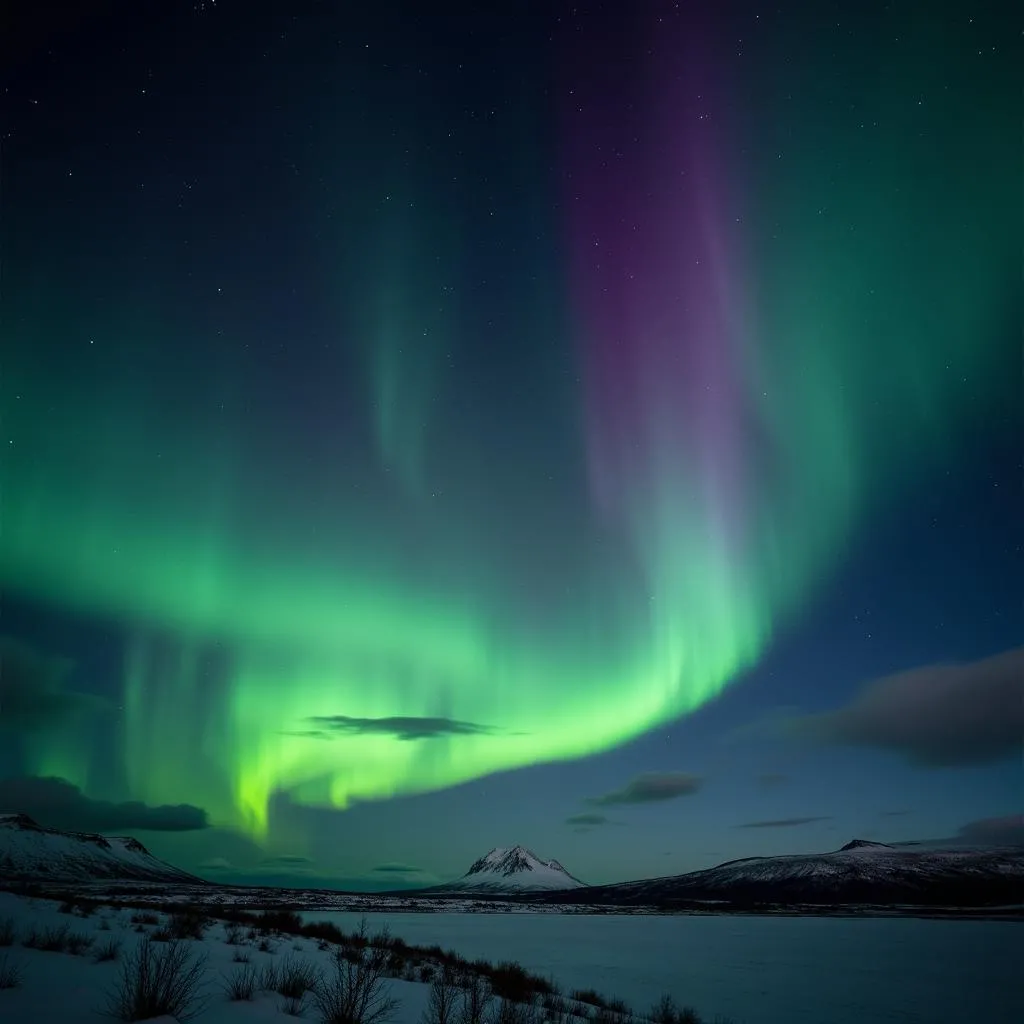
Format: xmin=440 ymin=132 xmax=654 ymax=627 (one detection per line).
xmin=0 ymin=812 xmax=201 ymax=885
xmin=429 ymin=845 xmax=585 ymax=892
xmin=542 ymin=838 xmax=1024 ymax=908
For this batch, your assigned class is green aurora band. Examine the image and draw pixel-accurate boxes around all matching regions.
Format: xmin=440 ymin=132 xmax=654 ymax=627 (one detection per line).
xmin=2 ymin=13 xmax=1017 ymax=842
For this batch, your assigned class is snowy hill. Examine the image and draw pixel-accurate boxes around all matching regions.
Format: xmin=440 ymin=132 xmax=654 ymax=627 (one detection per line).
xmin=0 ymin=812 xmax=201 ymax=885
xmin=542 ymin=838 xmax=1024 ymax=908
xmin=429 ymin=845 xmax=585 ymax=892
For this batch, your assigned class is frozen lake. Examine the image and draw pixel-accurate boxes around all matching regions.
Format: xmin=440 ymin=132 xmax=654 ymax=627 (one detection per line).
xmin=306 ymin=911 xmax=1023 ymax=1024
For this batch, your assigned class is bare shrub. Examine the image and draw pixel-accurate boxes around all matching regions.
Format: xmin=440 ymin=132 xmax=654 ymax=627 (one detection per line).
xmin=488 ymin=997 xmax=537 ymax=1024
xmin=0 ymin=918 xmax=15 ymax=947
xmin=313 ymin=946 xmax=399 ymax=1024
xmin=649 ymin=997 xmax=678 ymax=1024
xmin=282 ymin=993 xmax=308 ymax=1016
xmin=351 ymin=917 xmax=372 ymax=948
xmin=571 ymin=991 xmax=607 ymax=1010
xmin=678 ymin=1010 xmax=702 ymax=1024
xmin=422 ymin=963 xmax=460 ymax=1024
xmin=605 ymin=998 xmax=631 ymax=1019
xmin=490 ymin=962 xmax=539 ymax=1004
xmin=94 ymin=937 xmax=122 ymax=963
xmin=101 ymin=937 xmax=208 ymax=1022
xmin=169 ymin=908 xmax=208 ymax=940
xmin=223 ymin=962 xmax=258 ymax=1001
xmin=233 ymin=949 xmax=252 ymax=963
xmin=385 ymin=949 xmax=407 ymax=976
xmin=23 ymin=923 xmax=71 ymax=952
xmin=257 ymin=908 xmax=304 ymax=935
xmin=305 ymin=921 xmax=345 ymax=946
xmin=543 ymin=994 xmax=571 ymax=1024
xmin=276 ymin=957 xmax=319 ymax=999
xmin=66 ymin=931 xmax=95 ymax=956
xmin=224 ymin=921 xmax=244 ymax=945
xmin=259 ymin=961 xmax=281 ymax=992
xmin=458 ymin=974 xmax=490 ymax=1024
xmin=0 ymin=952 xmax=23 ymax=989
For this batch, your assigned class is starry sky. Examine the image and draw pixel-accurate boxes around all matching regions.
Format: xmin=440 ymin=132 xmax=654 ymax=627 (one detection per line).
xmin=1 ymin=0 xmax=1020 ymax=890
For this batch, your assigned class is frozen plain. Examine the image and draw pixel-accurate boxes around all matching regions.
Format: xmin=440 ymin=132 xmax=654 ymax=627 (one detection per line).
xmin=306 ymin=909 xmax=1024 ymax=1024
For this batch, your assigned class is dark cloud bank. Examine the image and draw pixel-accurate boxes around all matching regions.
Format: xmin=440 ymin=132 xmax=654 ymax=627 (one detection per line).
xmin=0 ymin=776 xmax=208 ymax=832
xmin=589 ymin=772 xmax=703 ymax=806
xmin=0 ymin=637 xmax=107 ymax=731
xmin=296 ymin=715 xmax=497 ymax=741
xmin=787 ymin=647 xmax=1023 ymax=766
xmin=566 ymin=813 xmax=610 ymax=826
xmin=736 ymin=816 xmax=831 ymax=829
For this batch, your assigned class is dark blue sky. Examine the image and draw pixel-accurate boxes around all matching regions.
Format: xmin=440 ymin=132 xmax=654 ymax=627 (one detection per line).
xmin=1 ymin=0 xmax=1020 ymax=888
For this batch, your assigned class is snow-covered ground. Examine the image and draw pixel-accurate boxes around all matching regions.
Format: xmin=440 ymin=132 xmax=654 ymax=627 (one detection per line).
xmin=303 ymin=910 xmax=1024 ymax=1024
xmin=0 ymin=892 xmax=697 ymax=1024
xmin=1 ymin=893 xmax=1021 ymax=1024
xmin=0 ymin=892 xmax=436 ymax=1024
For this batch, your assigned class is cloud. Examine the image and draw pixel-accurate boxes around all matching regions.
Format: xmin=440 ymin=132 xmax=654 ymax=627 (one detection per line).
xmin=880 ymin=809 xmax=912 ymax=817
xmin=589 ymin=772 xmax=703 ymax=806
xmin=0 ymin=776 xmax=208 ymax=832
xmin=954 ymin=814 xmax=1024 ymax=847
xmin=199 ymin=857 xmax=233 ymax=871
xmin=210 ymin=855 xmax=321 ymax=882
xmin=216 ymin=858 xmax=434 ymax=891
xmin=298 ymin=715 xmax=497 ymax=741
xmin=785 ymin=647 xmax=1023 ymax=767
xmin=565 ymin=813 xmax=609 ymax=826
xmin=0 ymin=637 xmax=108 ymax=732
xmin=259 ymin=854 xmax=314 ymax=868
xmin=893 ymin=814 xmax=1024 ymax=850
xmin=736 ymin=816 xmax=831 ymax=829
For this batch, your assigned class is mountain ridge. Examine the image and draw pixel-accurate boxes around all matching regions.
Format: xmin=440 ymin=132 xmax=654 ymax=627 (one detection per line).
xmin=538 ymin=838 xmax=1024 ymax=908
xmin=4 ymin=813 xmax=1020 ymax=908
xmin=0 ymin=812 xmax=202 ymax=885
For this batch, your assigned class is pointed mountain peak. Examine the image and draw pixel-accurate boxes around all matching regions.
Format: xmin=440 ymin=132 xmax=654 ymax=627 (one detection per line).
xmin=436 ymin=844 xmax=585 ymax=892
xmin=0 ymin=812 xmax=48 ymax=832
xmin=468 ymin=846 xmax=546 ymax=876
xmin=839 ymin=839 xmax=896 ymax=852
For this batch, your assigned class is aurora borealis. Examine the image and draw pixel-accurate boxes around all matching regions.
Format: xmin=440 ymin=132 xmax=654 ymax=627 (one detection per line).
xmin=2 ymin=1 xmax=1020 ymax=882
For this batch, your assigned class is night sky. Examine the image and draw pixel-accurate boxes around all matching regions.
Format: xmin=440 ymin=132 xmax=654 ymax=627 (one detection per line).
xmin=1 ymin=0 xmax=1020 ymax=890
